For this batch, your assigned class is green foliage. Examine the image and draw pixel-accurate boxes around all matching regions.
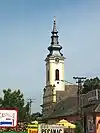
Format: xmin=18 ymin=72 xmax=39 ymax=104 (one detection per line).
xmin=0 ymin=88 xmax=42 ymax=122
xmin=82 ymin=77 xmax=100 ymax=94
xmin=31 ymin=112 xmax=42 ymax=121
xmin=75 ymin=121 xmax=83 ymax=133
xmin=0 ymin=88 xmax=30 ymax=122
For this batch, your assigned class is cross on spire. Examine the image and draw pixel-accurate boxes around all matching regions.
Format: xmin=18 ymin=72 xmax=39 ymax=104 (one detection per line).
xmin=52 ymin=16 xmax=57 ymax=33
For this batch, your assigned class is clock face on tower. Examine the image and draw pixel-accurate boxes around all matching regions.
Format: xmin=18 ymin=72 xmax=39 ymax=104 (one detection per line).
xmin=55 ymin=58 xmax=59 ymax=63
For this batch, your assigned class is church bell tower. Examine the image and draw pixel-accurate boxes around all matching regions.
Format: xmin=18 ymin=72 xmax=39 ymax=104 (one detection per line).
xmin=45 ymin=17 xmax=65 ymax=90
xmin=42 ymin=17 xmax=66 ymax=116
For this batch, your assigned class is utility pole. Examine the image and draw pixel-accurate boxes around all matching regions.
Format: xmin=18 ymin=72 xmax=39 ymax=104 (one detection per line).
xmin=73 ymin=76 xmax=86 ymax=132
xmin=27 ymin=98 xmax=35 ymax=116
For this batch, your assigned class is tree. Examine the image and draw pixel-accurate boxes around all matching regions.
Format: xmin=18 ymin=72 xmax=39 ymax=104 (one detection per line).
xmin=31 ymin=112 xmax=42 ymax=121
xmin=82 ymin=77 xmax=100 ymax=94
xmin=0 ymin=88 xmax=30 ymax=122
xmin=75 ymin=121 xmax=83 ymax=133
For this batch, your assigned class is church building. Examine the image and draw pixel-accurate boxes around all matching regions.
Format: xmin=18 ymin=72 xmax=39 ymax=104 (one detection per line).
xmin=41 ymin=17 xmax=78 ymax=123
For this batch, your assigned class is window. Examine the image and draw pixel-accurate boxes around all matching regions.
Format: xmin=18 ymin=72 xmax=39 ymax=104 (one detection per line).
xmin=55 ymin=69 xmax=59 ymax=80
xmin=47 ymin=70 xmax=49 ymax=81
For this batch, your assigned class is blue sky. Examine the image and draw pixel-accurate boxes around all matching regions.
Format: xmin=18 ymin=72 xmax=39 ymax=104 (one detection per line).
xmin=0 ymin=0 xmax=100 ymax=112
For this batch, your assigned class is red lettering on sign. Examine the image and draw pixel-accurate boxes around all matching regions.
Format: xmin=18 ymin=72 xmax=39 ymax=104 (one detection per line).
xmin=29 ymin=130 xmax=31 ymax=133
xmin=33 ymin=130 xmax=38 ymax=133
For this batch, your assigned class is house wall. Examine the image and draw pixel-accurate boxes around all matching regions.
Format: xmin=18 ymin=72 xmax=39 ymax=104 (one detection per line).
xmin=96 ymin=114 xmax=100 ymax=133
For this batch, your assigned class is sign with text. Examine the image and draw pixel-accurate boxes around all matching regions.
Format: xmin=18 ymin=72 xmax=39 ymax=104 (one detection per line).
xmin=28 ymin=128 xmax=38 ymax=133
xmin=27 ymin=123 xmax=38 ymax=133
xmin=87 ymin=115 xmax=94 ymax=132
xmin=0 ymin=109 xmax=17 ymax=127
xmin=38 ymin=124 xmax=64 ymax=133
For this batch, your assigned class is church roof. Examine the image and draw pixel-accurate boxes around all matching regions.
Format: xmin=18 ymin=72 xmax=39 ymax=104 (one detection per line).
xmin=83 ymin=101 xmax=100 ymax=113
xmin=43 ymin=98 xmax=100 ymax=120
xmin=95 ymin=104 xmax=100 ymax=112
xmin=56 ymin=84 xmax=78 ymax=103
xmin=44 ymin=97 xmax=77 ymax=119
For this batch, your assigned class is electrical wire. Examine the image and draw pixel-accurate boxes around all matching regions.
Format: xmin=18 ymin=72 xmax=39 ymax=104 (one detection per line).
xmin=63 ymin=73 xmax=100 ymax=85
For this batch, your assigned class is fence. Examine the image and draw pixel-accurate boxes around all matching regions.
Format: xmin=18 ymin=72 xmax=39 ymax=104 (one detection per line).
xmin=0 ymin=126 xmax=75 ymax=133
xmin=0 ymin=129 xmax=75 ymax=133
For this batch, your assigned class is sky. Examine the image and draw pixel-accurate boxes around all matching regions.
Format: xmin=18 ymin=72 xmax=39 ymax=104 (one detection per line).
xmin=0 ymin=0 xmax=100 ymax=112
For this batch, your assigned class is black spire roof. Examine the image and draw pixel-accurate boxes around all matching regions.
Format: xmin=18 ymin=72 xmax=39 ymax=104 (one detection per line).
xmin=47 ymin=17 xmax=63 ymax=57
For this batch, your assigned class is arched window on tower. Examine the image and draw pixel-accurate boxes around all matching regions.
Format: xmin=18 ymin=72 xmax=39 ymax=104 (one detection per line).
xmin=47 ymin=70 xmax=49 ymax=82
xmin=55 ymin=69 xmax=59 ymax=80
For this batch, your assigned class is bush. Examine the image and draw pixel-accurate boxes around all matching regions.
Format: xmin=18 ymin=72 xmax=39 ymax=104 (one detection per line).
xmin=75 ymin=121 xmax=83 ymax=133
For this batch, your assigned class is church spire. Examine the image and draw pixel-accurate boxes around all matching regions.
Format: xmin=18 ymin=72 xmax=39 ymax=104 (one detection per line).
xmin=52 ymin=16 xmax=57 ymax=33
xmin=47 ymin=17 xmax=63 ymax=57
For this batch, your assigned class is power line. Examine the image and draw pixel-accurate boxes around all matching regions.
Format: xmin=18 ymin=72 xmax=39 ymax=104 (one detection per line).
xmin=60 ymin=80 xmax=76 ymax=85
xmin=76 ymin=73 xmax=100 ymax=79
xmin=61 ymin=75 xmax=100 ymax=86
xmin=73 ymin=77 xmax=86 ymax=112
